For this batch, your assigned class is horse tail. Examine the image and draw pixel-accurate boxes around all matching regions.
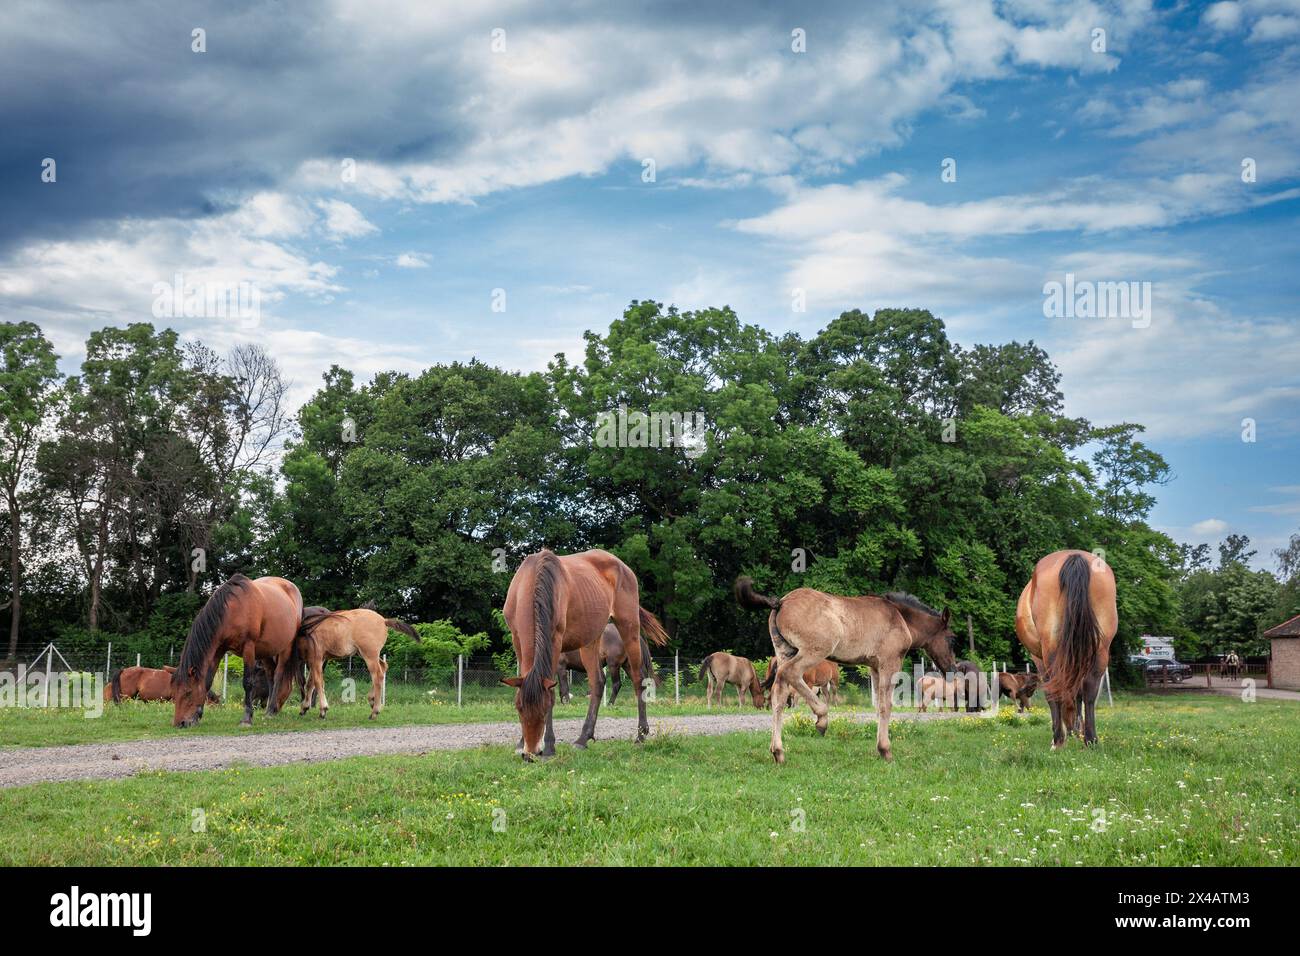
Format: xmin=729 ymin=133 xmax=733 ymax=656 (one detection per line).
xmin=638 ymin=606 xmax=670 ymax=646
xmin=384 ymin=617 xmax=419 ymax=640
xmin=1043 ymin=553 xmax=1101 ymax=705
xmin=700 ymin=653 xmax=714 ymax=681
xmin=108 ymin=669 xmax=123 ymax=703
xmin=762 ymin=658 xmax=779 ymax=691
xmin=734 ymin=576 xmax=781 ymax=611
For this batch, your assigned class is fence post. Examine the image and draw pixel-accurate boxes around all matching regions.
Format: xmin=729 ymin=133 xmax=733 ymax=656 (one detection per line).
xmin=222 ymin=654 xmax=229 ymax=703
xmin=675 ymin=651 xmax=680 ymax=706
xmin=1103 ymin=668 xmax=1113 ymax=706
xmin=381 ymin=653 xmax=387 ymax=708
xmin=457 ymin=654 xmax=463 ymax=708
xmin=43 ymin=645 xmax=52 ymax=707
xmin=105 ymin=642 xmax=112 ymax=680
xmin=136 ymin=653 xmax=141 ymax=668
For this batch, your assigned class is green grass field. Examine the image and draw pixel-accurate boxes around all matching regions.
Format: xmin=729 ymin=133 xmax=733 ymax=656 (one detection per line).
xmin=1 ymin=694 xmax=1295 ymax=866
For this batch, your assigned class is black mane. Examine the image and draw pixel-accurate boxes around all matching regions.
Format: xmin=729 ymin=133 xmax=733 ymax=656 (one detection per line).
xmin=174 ymin=574 xmax=251 ymax=685
xmin=884 ymin=592 xmax=942 ymax=618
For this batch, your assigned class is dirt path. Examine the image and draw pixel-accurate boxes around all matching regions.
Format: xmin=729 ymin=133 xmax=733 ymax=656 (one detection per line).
xmin=0 ymin=710 xmax=962 ymax=789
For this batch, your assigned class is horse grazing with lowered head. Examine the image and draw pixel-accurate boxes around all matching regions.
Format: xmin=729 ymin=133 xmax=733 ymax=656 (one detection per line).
xmin=502 ymin=549 xmax=670 ymax=759
xmin=701 ymin=652 xmax=765 ymax=708
xmin=295 ymin=605 xmax=418 ymax=719
xmin=1015 ymin=550 xmax=1117 ymax=748
xmin=762 ymin=658 xmax=840 ymax=709
xmin=998 ymin=671 xmax=1039 ymax=712
xmin=172 ymin=574 xmax=305 ymax=728
xmin=736 ymin=577 xmax=958 ymax=763
xmin=106 ymin=665 xmax=219 ymax=705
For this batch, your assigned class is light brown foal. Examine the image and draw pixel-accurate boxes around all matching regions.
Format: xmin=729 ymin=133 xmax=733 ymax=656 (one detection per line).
xmin=737 ymin=578 xmax=958 ymax=763
xmin=297 ymin=608 xmax=417 ymax=719
xmin=700 ymin=652 xmax=764 ymax=708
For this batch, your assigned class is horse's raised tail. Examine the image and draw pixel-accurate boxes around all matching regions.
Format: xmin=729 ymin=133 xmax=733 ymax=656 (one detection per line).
xmin=638 ymin=606 xmax=670 ymax=646
xmin=384 ymin=617 xmax=419 ymax=640
xmin=1044 ymin=553 xmax=1101 ymax=706
xmin=734 ymin=576 xmax=781 ymax=611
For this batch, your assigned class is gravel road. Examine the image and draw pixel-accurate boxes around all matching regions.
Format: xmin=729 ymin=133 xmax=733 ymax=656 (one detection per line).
xmin=0 ymin=710 xmax=961 ymax=789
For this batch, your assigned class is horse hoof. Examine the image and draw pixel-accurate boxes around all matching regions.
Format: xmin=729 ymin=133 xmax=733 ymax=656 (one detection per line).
xmin=239 ymin=720 xmax=252 ymax=728
xmin=573 ymin=740 xmax=589 ymax=750
xmin=771 ymin=748 xmax=785 ymax=765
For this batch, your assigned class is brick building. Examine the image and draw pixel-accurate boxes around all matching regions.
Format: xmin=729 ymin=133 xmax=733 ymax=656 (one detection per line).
xmin=1262 ymin=614 xmax=1300 ymax=691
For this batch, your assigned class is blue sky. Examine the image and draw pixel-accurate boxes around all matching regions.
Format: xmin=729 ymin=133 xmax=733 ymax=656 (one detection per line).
xmin=1 ymin=0 xmax=1297 ymax=567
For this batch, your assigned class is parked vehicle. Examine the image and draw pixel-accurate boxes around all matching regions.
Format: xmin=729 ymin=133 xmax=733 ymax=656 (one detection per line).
xmin=1138 ymin=656 xmax=1192 ymax=683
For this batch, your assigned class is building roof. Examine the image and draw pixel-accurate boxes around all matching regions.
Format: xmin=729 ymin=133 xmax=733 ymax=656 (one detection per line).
xmin=1263 ymin=613 xmax=1300 ymax=639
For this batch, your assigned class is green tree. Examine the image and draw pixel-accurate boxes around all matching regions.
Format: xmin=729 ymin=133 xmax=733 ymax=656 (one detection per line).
xmin=0 ymin=322 xmax=61 ymax=658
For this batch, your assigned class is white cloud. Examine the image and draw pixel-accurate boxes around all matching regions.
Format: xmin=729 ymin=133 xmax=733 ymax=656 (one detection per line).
xmin=315 ymin=199 xmax=379 ymax=240
xmin=394 ymin=252 xmax=430 ymax=269
xmin=1202 ymin=1 xmax=1243 ymax=31
xmin=1192 ymin=518 xmax=1230 ymax=535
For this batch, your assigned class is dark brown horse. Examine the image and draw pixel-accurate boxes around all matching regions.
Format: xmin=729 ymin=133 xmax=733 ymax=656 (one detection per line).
xmin=502 ymin=549 xmax=669 ymax=759
xmin=737 ymin=578 xmax=958 ymax=763
xmin=1015 ymin=550 xmax=1117 ymax=748
xmin=105 ymin=665 xmax=219 ymax=704
xmin=172 ymin=574 xmax=305 ymax=728
xmin=554 ymin=624 xmax=661 ymax=705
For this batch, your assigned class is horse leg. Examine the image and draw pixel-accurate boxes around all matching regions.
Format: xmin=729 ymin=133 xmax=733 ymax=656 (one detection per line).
xmin=364 ymin=653 xmax=385 ymax=719
xmin=782 ymin=654 xmax=829 ymax=735
xmin=240 ymin=644 xmax=257 ymax=727
xmin=871 ymin=659 xmax=897 ymax=760
xmin=1081 ymin=671 xmax=1102 ymax=746
xmin=574 ymin=641 xmax=605 ymax=748
xmin=615 ymin=617 xmax=649 ymax=741
xmin=541 ymin=689 xmax=557 ymax=758
xmin=1048 ymin=697 xmax=1066 ymax=750
xmin=312 ymin=656 xmax=329 ymax=719
xmin=608 ymin=660 xmax=621 ymax=705
xmin=769 ymin=669 xmax=789 ymax=765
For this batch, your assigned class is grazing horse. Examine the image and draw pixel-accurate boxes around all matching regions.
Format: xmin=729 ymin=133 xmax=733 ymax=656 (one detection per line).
xmin=736 ymin=577 xmax=958 ymax=763
xmin=998 ymin=671 xmax=1039 ymax=712
xmin=917 ymin=673 xmax=962 ymax=712
xmin=1014 ymin=550 xmax=1118 ymax=749
xmin=295 ymin=607 xmax=417 ymax=719
xmin=172 ymin=574 xmax=305 ymax=728
xmin=954 ymin=660 xmax=988 ymax=712
xmin=502 ymin=548 xmax=670 ymax=760
xmin=762 ymin=659 xmax=840 ymax=709
xmin=700 ymin=652 xmax=765 ymax=709
xmin=105 ymin=665 xmax=219 ymax=704
xmin=555 ymin=624 xmax=662 ymax=706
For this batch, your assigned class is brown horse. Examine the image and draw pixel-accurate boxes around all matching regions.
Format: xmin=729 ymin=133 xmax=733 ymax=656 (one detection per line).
xmin=502 ymin=548 xmax=669 ymax=759
xmin=998 ymin=671 xmax=1039 ymax=712
xmin=296 ymin=607 xmax=417 ymax=719
xmin=1014 ymin=550 xmax=1117 ymax=748
xmin=762 ymin=659 xmax=841 ymax=709
xmin=736 ymin=577 xmax=958 ymax=763
xmin=172 ymin=574 xmax=305 ymax=728
xmin=555 ymin=624 xmax=661 ymax=705
xmin=700 ymin=652 xmax=764 ymax=708
xmin=105 ymin=665 xmax=219 ymax=704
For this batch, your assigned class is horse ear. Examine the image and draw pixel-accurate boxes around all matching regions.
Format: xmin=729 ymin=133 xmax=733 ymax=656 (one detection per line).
xmin=188 ymin=665 xmax=198 ymax=680
xmin=941 ymin=607 xmax=951 ymax=625
xmin=543 ymin=678 xmax=557 ymax=691
xmin=500 ymin=676 xmax=524 ymax=687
